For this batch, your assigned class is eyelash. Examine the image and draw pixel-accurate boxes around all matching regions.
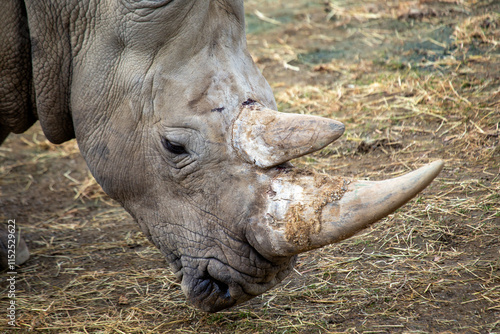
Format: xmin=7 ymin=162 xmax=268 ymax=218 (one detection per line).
xmin=161 ymin=137 xmax=188 ymax=155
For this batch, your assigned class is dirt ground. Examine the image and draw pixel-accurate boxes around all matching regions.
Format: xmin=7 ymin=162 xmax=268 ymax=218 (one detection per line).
xmin=1 ymin=0 xmax=499 ymax=333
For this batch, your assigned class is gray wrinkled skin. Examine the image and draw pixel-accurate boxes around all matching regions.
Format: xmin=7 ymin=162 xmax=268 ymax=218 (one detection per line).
xmin=1 ymin=0 xmax=296 ymax=311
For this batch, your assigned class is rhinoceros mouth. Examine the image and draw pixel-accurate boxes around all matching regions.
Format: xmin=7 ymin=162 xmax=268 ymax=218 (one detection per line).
xmin=181 ymin=269 xmax=237 ymax=312
xmin=176 ymin=255 xmax=296 ymax=312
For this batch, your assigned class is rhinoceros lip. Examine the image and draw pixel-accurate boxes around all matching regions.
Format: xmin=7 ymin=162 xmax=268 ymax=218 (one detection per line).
xmin=175 ymin=248 xmax=296 ymax=312
xmin=181 ymin=271 xmax=237 ymax=313
xmin=178 ymin=256 xmax=254 ymax=313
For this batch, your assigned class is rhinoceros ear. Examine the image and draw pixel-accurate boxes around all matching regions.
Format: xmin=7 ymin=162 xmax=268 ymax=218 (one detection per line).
xmin=0 ymin=0 xmax=36 ymax=144
xmin=24 ymin=2 xmax=75 ymax=144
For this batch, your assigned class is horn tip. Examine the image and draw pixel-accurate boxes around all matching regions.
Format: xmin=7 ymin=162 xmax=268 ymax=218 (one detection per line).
xmin=330 ymin=120 xmax=345 ymax=138
xmin=420 ymin=159 xmax=445 ymax=181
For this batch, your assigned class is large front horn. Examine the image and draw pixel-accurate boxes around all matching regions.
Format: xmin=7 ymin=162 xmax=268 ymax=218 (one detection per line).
xmin=232 ymin=102 xmax=345 ymax=168
xmin=248 ymin=160 xmax=444 ymax=259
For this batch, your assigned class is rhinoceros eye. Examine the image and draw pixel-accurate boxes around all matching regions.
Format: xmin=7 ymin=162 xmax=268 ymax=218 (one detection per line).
xmin=127 ymin=0 xmax=175 ymax=8
xmin=161 ymin=137 xmax=188 ymax=155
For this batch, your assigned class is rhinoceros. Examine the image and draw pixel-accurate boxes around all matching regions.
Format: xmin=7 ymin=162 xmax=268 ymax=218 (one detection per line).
xmin=0 ymin=0 xmax=443 ymax=312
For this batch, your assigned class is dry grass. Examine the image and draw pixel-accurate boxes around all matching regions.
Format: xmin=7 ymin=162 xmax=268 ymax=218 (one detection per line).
xmin=1 ymin=0 xmax=499 ymax=333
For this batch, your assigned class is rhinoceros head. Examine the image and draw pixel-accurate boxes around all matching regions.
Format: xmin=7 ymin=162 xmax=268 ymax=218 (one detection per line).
xmin=24 ymin=0 xmax=443 ymax=312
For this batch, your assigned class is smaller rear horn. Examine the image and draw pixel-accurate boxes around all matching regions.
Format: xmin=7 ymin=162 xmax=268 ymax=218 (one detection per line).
xmin=232 ymin=103 xmax=344 ymax=168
